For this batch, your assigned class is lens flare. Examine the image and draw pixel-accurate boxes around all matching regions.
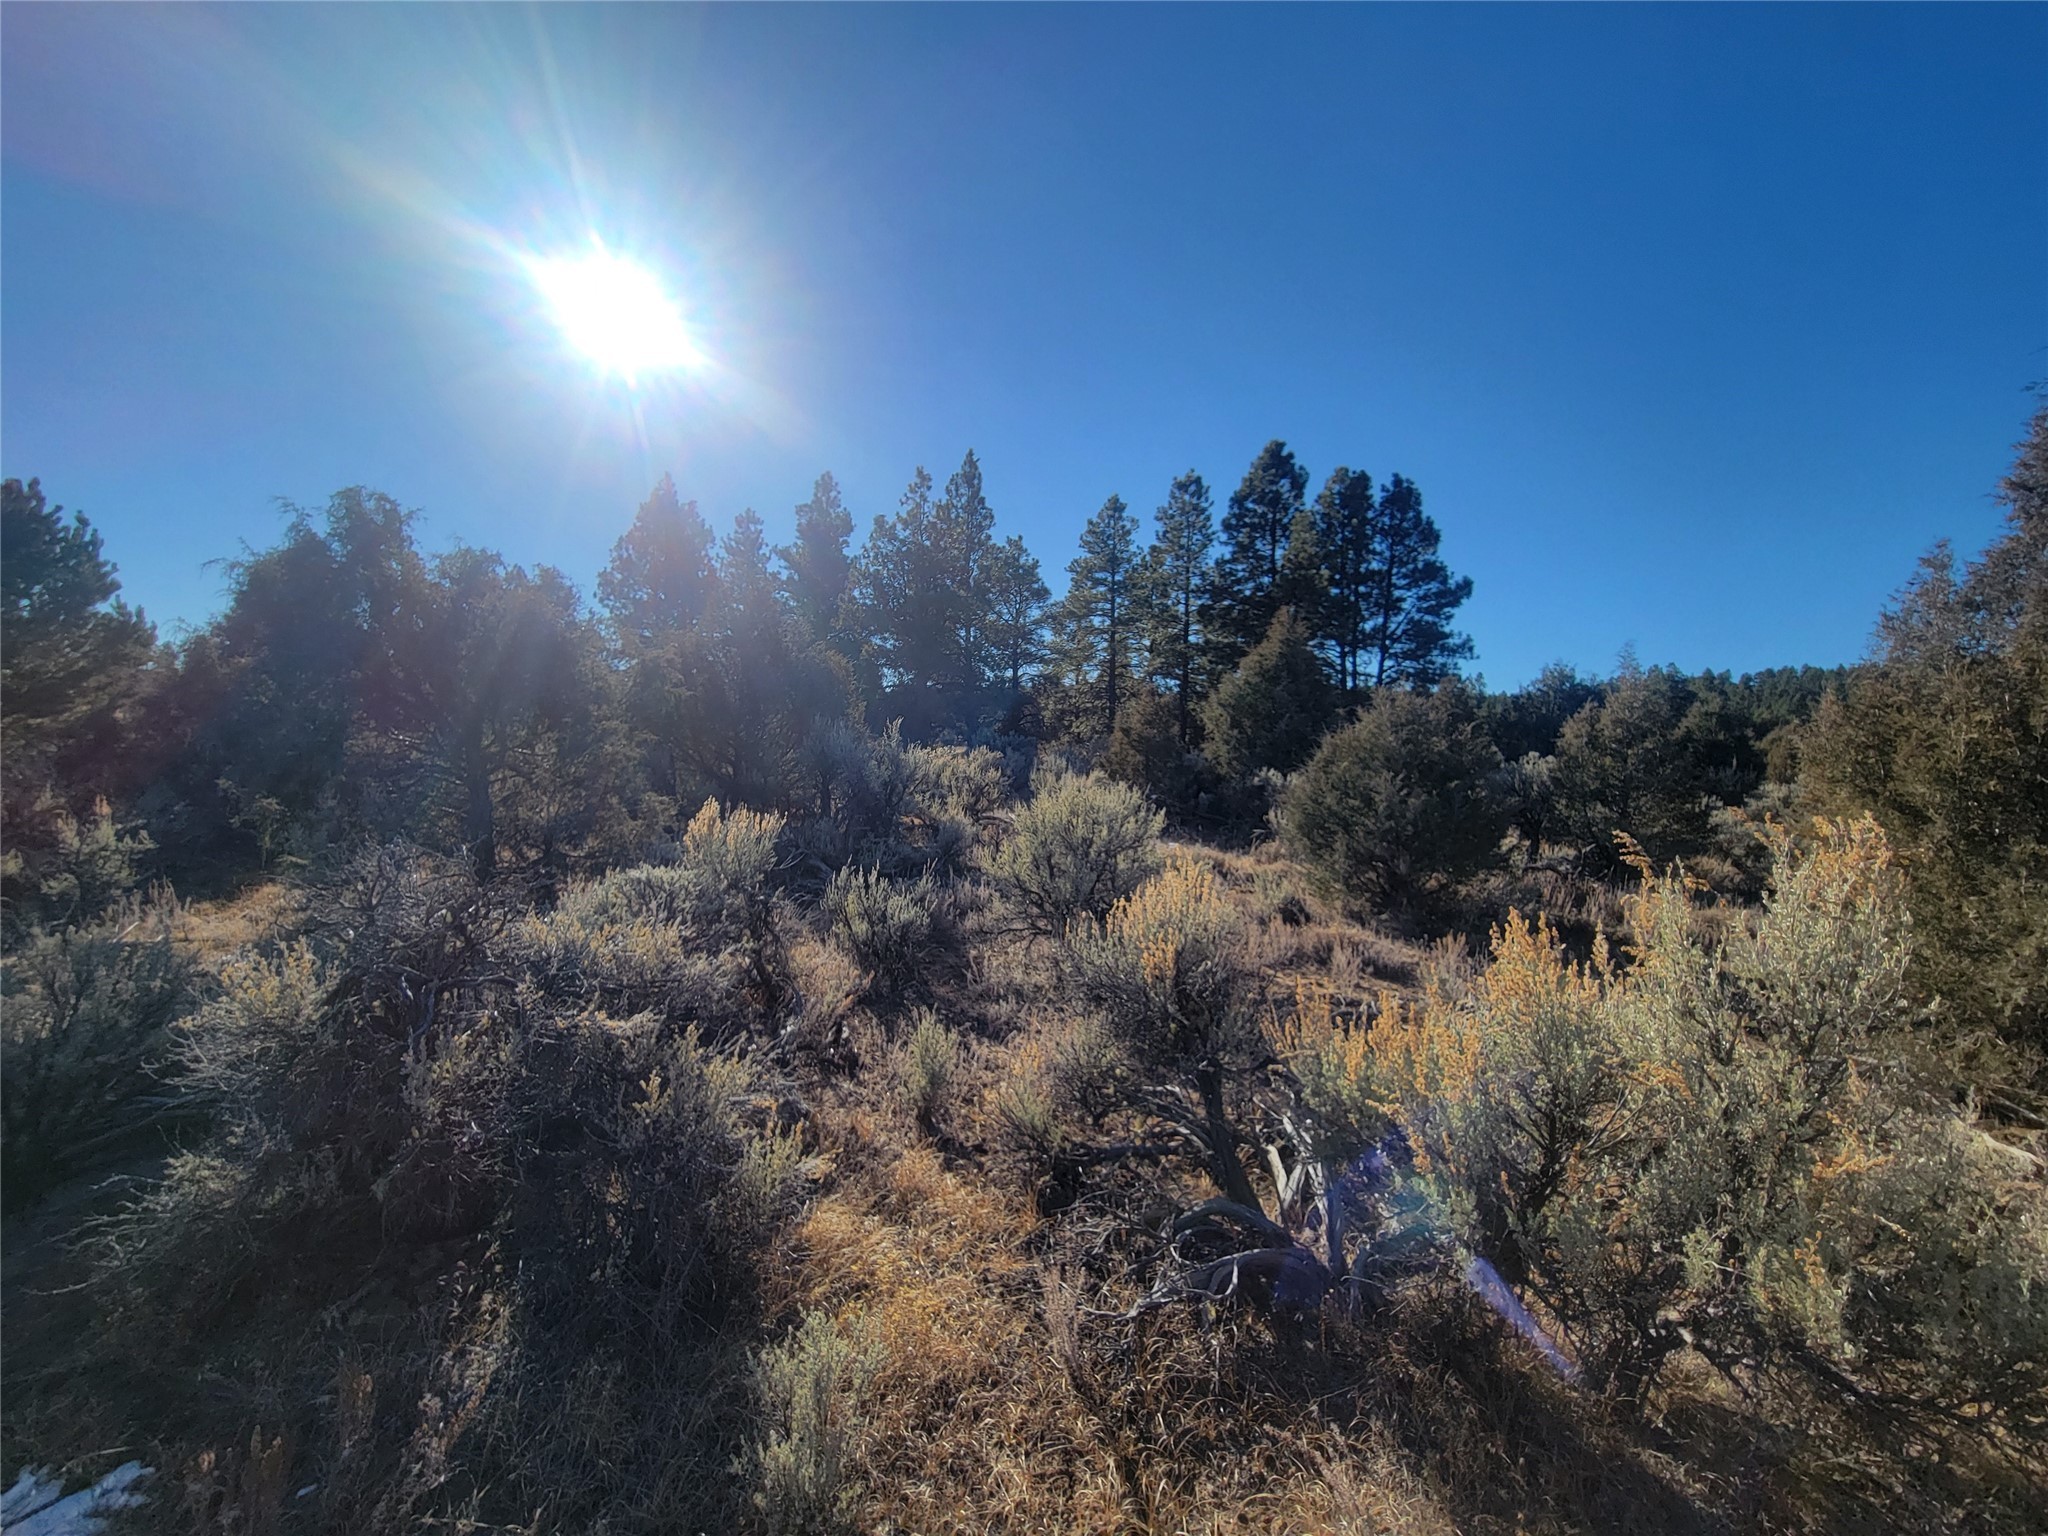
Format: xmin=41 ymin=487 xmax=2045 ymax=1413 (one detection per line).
xmin=524 ymin=242 xmax=702 ymax=382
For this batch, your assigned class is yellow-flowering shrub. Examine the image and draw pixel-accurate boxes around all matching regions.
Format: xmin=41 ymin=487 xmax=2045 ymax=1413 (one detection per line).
xmin=1275 ymin=816 xmax=2048 ymax=1428
xmin=1063 ymin=859 xmax=1264 ymax=1204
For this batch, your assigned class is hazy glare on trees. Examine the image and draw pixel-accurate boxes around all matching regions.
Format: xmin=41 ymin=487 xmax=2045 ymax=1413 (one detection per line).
xmin=778 ymin=471 xmax=855 ymax=654
xmin=983 ymin=534 xmax=1050 ymax=693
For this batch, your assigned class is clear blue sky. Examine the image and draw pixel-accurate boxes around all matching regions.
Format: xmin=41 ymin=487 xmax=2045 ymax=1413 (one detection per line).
xmin=4 ymin=4 xmax=2043 ymax=688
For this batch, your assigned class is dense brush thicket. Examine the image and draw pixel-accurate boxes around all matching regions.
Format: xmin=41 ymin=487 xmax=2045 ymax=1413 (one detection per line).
xmin=4 ymin=410 xmax=2045 ymax=1531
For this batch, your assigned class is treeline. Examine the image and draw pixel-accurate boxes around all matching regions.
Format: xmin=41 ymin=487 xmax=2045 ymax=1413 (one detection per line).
xmin=4 ymin=437 xmax=1812 ymax=903
xmin=4 ymin=410 xmax=2043 ymax=1077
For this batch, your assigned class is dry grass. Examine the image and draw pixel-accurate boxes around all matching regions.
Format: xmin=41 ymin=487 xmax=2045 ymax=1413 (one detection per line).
xmin=7 ymin=828 xmax=2041 ymax=1536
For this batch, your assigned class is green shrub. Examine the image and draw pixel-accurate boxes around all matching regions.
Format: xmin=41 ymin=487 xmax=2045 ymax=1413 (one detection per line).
xmin=748 ymin=1310 xmax=881 ymax=1536
xmin=0 ymin=895 xmax=195 ymax=1210
xmin=100 ymin=839 xmax=810 ymax=1532
xmin=1278 ymin=684 xmax=1507 ymax=914
xmin=532 ymin=799 xmax=789 ymax=1021
xmin=0 ymin=795 xmax=154 ymax=939
xmin=823 ymin=865 xmax=945 ymax=996
xmin=905 ymin=742 xmax=1010 ymax=824
xmin=890 ymin=1009 xmax=962 ymax=1135
xmin=986 ymin=770 xmax=1162 ymax=932
xmin=1102 ymin=689 xmax=1200 ymax=812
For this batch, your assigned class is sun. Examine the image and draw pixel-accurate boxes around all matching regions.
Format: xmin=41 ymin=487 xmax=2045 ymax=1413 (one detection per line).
xmin=524 ymin=243 xmax=703 ymax=382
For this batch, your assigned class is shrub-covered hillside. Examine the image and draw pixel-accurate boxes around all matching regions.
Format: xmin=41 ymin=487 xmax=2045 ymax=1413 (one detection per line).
xmin=3 ymin=412 xmax=2044 ymax=1532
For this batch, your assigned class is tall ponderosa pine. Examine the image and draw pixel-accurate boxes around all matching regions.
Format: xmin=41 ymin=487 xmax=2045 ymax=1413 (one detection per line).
xmin=1206 ymin=440 xmax=1309 ymax=669
xmin=711 ymin=509 xmax=824 ymax=804
xmin=778 ymin=472 xmax=855 ymax=654
xmin=939 ymin=450 xmax=1000 ymax=684
xmin=1357 ymin=474 xmax=1473 ymax=688
xmin=1058 ymin=495 xmax=1147 ymax=737
xmin=1142 ymin=471 xmax=1215 ymax=744
xmin=850 ymin=452 xmax=1001 ymax=690
xmin=983 ymin=535 xmax=1049 ymax=693
xmin=1312 ymin=466 xmax=1377 ymax=694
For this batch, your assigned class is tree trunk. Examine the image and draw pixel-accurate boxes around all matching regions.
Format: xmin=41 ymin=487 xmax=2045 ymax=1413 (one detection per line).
xmin=1195 ymin=1062 xmax=1260 ymax=1209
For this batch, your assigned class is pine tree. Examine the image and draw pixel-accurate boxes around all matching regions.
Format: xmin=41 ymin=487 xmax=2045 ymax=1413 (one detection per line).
xmin=1 ymin=478 xmax=156 ymax=777
xmin=778 ymin=472 xmax=854 ymax=653
xmin=1142 ymin=471 xmax=1215 ymax=745
xmin=598 ymin=476 xmax=724 ymax=807
xmin=1274 ymin=505 xmax=1329 ymax=635
xmin=850 ymin=453 xmax=1001 ymax=691
xmin=937 ymin=450 xmax=999 ymax=685
xmin=983 ymin=535 xmax=1049 ymax=693
xmin=1205 ymin=440 xmax=1309 ymax=669
xmin=598 ymin=475 xmax=719 ymax=647
xmin=1058 ymin=495 xmax=1147 ymax=737
xmin=1311 ymin=466 xmax=1376 ymax=694
xmin=1357 ymin=474 xmax=1473 ymax=688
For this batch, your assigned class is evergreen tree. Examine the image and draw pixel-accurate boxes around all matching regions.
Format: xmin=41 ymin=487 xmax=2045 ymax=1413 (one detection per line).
xmin=778 ymin=471 xmax=854 ymax=653
xmin=1057 ymin=495 xmax=1147 ymax=738
xmin=711 ymin=509 xmax=813 ymax=804
xmin=1205 ymin=440 xmax=1309 ymax=669
xmin=599 ymin=477 xmax=725 ymax=808
xmin=1358 ymin=474 xmax=1473 ymax=687
xmin=1274 ymin=505 xmax=1330 ymax=634
xmin=1201 ymin=607 xmax=1336 ymax=779
xmin=1 ymin=478 xmax=156 ymax=789
xmin=598 ymin=475 xmax=719 ymax=646
xmin=937 ymin=449 xmax=1000 ymax=684
xmin=2 ymin=479 xmax=159 ymax=920
xmin=1804 ymin=404 xmax=2048 ymax=1072
xmin=1280 ymin=681 xmax=1507 ymax=913
xmin=850 ymin=455 xmax=1000 ymax=692
xmin=1311 ymin=466 xmax=1376 ymax=693
xmin=1141 ymin=470 xmax=1214 ymax=744
xmin=983 ymin=535 xmax=1049 ymax=693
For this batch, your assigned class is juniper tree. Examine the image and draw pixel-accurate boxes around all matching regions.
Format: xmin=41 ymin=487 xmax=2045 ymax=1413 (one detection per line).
xmin=1202 ymin=607 xmax=1336 ymax=779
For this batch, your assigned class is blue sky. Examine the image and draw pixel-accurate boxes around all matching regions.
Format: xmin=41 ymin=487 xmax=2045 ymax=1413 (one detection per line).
xmin=4 ymin=4 xmax=2043 ymax=688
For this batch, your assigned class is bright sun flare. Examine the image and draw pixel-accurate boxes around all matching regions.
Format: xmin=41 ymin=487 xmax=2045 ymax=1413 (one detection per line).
xmin=525 ymin=244 xmax=702 ymax=382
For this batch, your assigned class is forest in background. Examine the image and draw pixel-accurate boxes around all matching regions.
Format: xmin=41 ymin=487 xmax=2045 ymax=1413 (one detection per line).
xmin=1 ymin=408 xmax=2043 ymax=1533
